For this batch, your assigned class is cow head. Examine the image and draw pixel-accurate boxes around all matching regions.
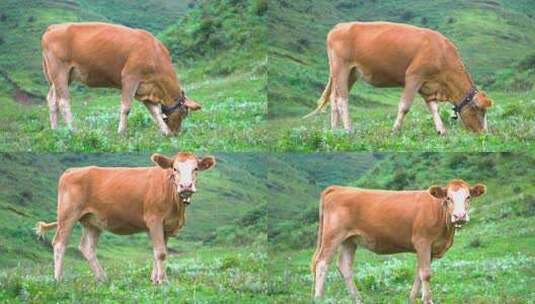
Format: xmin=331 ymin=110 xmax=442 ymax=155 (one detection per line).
xmin=459 ymin=91 xmax=492 ymax=133
xmin=428 ymin=179 xmax=486 ymax=227
xmin=151 ymin=152 xmax=215 ymax=203
xmin=163 ymin=90 xmax=202 ymax=134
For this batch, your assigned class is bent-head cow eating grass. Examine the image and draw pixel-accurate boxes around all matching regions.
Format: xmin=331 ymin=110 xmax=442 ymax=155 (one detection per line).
xmin=35 ymin=152 xmax=215 ymax=283
xmin=41 ymin=22 xmax=201 ymax=136
xmin=305 ymin=21 xmax=493 ymax=135
xmin=311 ymin=179 xmax=486 ymax=304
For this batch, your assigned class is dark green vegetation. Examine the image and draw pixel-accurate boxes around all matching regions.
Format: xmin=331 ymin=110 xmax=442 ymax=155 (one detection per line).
xmin=0 ymin=153 xmax=267 ymax=302
xmin=268 ymin=0 xmax=535 ymax=151
xmin=0 ymin=0 xmax=267 ymax=151
xmin=268 ymin=153 xmax=535 ymax=303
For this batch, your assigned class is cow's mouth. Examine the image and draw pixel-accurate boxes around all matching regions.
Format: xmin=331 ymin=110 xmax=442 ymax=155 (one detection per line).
xmin=179 ymin=191 xmax=194 ymax=204
xmin=452 ymin=219 xmax=467 ymax=228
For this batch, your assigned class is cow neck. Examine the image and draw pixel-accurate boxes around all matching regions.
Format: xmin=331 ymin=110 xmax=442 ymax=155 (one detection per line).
xmin=440 ymin=199 xmax=456 ymax=237
xmin=445 ymin=62 xmax=475 ymax=106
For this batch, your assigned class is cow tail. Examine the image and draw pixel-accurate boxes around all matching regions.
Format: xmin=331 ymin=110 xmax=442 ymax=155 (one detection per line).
xmin=35 ymin=221 xmax=57 ymax=239
xmin=303 ymin=76 xmax=332 ymax=119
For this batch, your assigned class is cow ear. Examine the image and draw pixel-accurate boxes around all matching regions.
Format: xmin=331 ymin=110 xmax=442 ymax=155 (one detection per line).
xmin=151 ymin=153 xmax=174 ymax=169
xmin=428 ymin=186 xmax=447 ymax=199
xmin=185 ymin=98 xmax=201 ymax=111
xmin=198 ymin=156 xmax=216 ymax=171
xmin=475 ymin=92 xmax=492 ymax=108
xmin=470 ymin=183 xmax=486 ymax=197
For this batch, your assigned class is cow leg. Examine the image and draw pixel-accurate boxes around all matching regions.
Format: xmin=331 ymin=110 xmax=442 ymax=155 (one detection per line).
xmin=47 ymin=85 xmax=59 ymax=129
xmin=426 ymin=101 xmax=447 ymax=135
xmin=332 ymin=66 xmax=352 ymax=131
xmin=152 ymin=234 xmax=169 ymax=282
xmin=409 ymin=263 xmax=421 ymax=303
xmin=148 ymin=220 xmax=167 ymax=284
xmin=52 ymin=215 xmax=78 ymax=281
xmin=337 ymin=239 xmax=362 ymax=304
xmin=392 ymin=77 xmax=421 ymax=133
xmin=54 ymin=71 xmax=75 ymax=130
xmin=313 ymin=233 xmax=345 ymax=300
xmin=143 ymin=102 xmax=172 ymax=136
xmin=79 ymin=224 xmax=106 ymax=281
xmin=117 ymin=78 xmax=139 ymax=135
xmin=415 ymin=243 xmax=433 ymax=304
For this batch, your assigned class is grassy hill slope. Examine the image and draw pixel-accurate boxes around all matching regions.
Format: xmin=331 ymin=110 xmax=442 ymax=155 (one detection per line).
xmin=268 ymin=152 xmax=535 ymax=303
xmin=268 ymin=0 xmax=535 ymax=151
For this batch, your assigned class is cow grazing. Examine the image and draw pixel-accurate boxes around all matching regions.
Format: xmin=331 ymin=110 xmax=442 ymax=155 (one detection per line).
xmin=311 ymin=179 xmax=486 ymax=303
xmin=35 ymin=152 xmax=215 ymax=283
xmin=305 ymin=21 xmax=493 ymax=135
xmin=42 ymin=22 xmax=202 ymax=136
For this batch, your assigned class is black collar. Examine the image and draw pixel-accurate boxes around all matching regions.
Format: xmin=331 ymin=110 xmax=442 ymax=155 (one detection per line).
xmin=452 ymin=88 xmax=477 ymax=120
xmin=161 ymin=94 xmax=186 ymax=115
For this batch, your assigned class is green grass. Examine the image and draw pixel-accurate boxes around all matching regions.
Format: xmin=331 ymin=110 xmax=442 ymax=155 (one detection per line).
xmin=267 ymin=0 xmax=535 ymax=151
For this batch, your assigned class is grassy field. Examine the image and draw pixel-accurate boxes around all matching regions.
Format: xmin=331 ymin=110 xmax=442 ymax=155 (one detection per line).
xmin=0 ymin=0 xmax=267 ymax=152
xmin=267 ymin=0 xmax=535 ymax=152
xmin=268 ymin=153 xmax=535 ymax=303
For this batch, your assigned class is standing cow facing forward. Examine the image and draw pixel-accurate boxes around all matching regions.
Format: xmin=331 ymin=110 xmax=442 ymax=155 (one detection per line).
xmin=305 ymin=21 xmax=493 ymax=134
xmin=35 ymin=152 xmax=215 ymax=283
xmin=311 ymin=179 xmax=486 ymax=303
xmin=42 ymin=22 xmax=201 ymax=136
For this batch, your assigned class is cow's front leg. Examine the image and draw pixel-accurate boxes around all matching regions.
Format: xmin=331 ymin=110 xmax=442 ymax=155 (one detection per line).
xmin=392 ymin=78 xmax=421 ymax=133
xmin=426 ymin=101 xmax=447 ymax=135
xmin=415 ymin=243 xmax=433 ymax=304
xmin=148 ymin=220 xmax=167 ymax=284
xmin=118 ymin=79 xmax=139 ymax=135
xmin=144 ymin=102 xmax=172 ymax=136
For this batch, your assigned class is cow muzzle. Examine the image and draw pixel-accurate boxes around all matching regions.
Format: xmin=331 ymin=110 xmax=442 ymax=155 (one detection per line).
xmin=179 ymin=191 xmax=194 ymax=205
xmin=451 ymin=214 xmax=468 ymax=228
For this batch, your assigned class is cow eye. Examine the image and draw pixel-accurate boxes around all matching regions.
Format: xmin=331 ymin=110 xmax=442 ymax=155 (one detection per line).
xmin=467 ymin=195 xmax=471 ymax=200
xmin=193 ymin=168 xmax=198 ymax=172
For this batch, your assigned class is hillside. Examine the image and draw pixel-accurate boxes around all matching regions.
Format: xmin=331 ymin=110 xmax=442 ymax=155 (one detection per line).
xmin=268 ymin=153 xmax=535 ymax=303
xmin=267 ymin=0 xmax=535 ymax=151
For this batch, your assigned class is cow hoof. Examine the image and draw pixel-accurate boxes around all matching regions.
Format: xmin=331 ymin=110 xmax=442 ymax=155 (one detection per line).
xmin=437 ymin=129 xmax=447 ymax=136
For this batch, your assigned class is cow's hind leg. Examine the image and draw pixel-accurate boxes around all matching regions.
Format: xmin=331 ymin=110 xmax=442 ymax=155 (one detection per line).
xmin=47 ymin=85 xmax=59 ymax=129
xmin=313 ymin=232 xmax=345 ymax=300
xmin=337 ymin=238 xmax=362 ymax=304
xmin=331 ymin=63 xmax=353 ymax=131
xmin=79 ymin=222 xmax=106 ymax=281
xmin=52 ymin=213 xmax=79 ymax=281
xmin=52 ymin=67 xmax=75 ymax=130
xmin=392 ymin=76 xmax=422 ymax=133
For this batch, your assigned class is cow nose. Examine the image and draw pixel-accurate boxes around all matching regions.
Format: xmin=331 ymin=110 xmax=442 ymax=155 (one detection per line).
xmin=180 ymin=183 xmax=193 ymax=191
xmin=453 ymin=211 xmax=466 ymax=221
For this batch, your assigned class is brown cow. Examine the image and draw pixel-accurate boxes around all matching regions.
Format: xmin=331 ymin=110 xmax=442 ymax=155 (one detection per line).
xmin=42 ymin=22 xmax=201 ymax=136
xmin=305 ymin=21 xmax=493 ymax=135
xmin=311 ymin=179 xmax=486 ymax=303
xmin=35 ymin=152 xmax=215 ymax=283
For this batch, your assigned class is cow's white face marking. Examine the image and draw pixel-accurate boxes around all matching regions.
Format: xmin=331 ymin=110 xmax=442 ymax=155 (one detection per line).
xmin=173 ymin=159 xmax=199 ymax=201
xmin=447 ymin=188 xmax=470 ymax=224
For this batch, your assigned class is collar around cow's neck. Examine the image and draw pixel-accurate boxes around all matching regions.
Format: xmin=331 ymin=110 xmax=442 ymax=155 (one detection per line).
xmin=161 ymin=94 xmax=186 ymax=115
xmin=452 ymin=87 xmax=478 ymax=120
